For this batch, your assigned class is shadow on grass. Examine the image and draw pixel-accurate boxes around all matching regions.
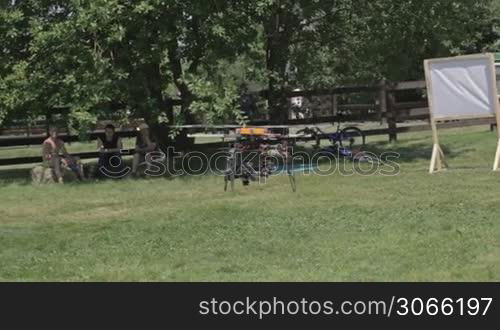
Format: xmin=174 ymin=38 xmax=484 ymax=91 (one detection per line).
xmin=0 ymin=167 xmax=31 ymax=185
xmin=363 ymin=142 xmax=476 ymax=164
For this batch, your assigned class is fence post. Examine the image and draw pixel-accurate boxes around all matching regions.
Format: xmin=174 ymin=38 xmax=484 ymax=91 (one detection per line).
xmin=379 ymin=80 xmax=397 ymax=142
xmin=331 ymin=93 xmax=338 ymax=117
xmin=378 ymin=80 xmax=388 ymax=135
xmin=387 ymin=87 xmax=398 ymax=142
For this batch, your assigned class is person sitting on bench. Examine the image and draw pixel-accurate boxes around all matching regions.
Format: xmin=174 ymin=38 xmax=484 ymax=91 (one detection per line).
xmin=131 ymin=123 xmax=158 ymax=177
xmin=95 ymin=124 xmax=124 ymax=178
xmin=42 ymin=127 xmax=84 ymax=183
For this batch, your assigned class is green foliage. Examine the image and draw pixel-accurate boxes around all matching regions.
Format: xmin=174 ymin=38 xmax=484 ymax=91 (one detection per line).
xmin=0 ymin=0 xmax=258 ymax=130
xmin=345 ymin=0 xmax=500 ymax=82
xmin=187 ymin=75 xmax=246 ymax=125
xmin=0 ymin=0 xmax=499 ymax=129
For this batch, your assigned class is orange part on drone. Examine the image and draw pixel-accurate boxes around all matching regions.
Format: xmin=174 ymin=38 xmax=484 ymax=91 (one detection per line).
xmin=238 ymin=127 xmax=270 ymax=136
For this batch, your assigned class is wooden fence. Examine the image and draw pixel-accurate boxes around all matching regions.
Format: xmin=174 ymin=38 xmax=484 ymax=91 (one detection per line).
xmin=280 ymin=80 xmax=430 ymax=140
xmin=281 ymin=79 xmax=496 ymax=141
xmin=1 ymin=80 xmax=497 ymax=167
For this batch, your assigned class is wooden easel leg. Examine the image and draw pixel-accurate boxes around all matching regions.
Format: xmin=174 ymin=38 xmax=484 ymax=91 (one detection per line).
xmin=430 ymin=144 xmax=446 ymax=174
xmin=429 ymin=144 xmax=439 ymax=174
xmin=429 ymin=118 xmax=444 ymax=174
xmin=494 ymin=139 xmax=500 ymax=171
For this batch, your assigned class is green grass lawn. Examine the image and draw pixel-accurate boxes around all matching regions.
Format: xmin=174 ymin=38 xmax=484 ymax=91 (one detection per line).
xmin=0 ymin=126 xmax=499 ymax=281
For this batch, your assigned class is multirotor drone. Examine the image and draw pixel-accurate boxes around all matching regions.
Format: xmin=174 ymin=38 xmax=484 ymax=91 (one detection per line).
xmin=223 ymin=127 xmax=296 ymax=192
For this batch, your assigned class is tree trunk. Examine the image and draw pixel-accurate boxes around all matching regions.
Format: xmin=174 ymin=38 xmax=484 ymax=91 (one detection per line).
xmin=167 ymin=34 xmax=195 ymax=125
xmin=141 ymin=61 xmax=175 ymax=152
xmin=265 ymin=9 xmax=291 ymax=124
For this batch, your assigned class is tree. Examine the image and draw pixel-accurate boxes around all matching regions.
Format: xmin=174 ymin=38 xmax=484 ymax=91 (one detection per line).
xmin=1 ymin=0 xmax=498 ymax=133
xmin=251 ymin=0 xmax=351 ymax=123
xmin=344 ymin=0 xmax=500 ymax=82
xmin=0 ymin=0 xmax=257 ymax=147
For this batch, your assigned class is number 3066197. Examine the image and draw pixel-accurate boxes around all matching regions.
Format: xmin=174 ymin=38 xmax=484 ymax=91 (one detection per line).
xmin=396 ymin=298 xmax=493 ymax=317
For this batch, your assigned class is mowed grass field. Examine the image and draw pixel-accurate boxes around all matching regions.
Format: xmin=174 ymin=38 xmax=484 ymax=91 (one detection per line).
xmin=0 ymin=126 xmax=499 ymax=281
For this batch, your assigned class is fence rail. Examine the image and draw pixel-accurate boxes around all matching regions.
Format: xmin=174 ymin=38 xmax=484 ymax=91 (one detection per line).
xmin=0 ymin=128 xmax=139 ymax=148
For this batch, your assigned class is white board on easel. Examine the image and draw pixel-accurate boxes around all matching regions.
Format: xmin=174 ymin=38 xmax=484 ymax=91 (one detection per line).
xmin=424 ymin=53 xmax=500 ymax=173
